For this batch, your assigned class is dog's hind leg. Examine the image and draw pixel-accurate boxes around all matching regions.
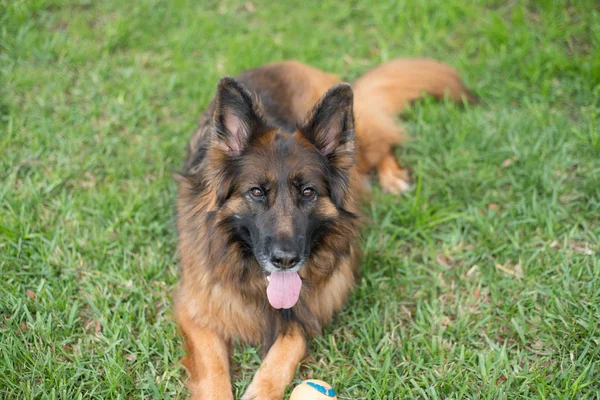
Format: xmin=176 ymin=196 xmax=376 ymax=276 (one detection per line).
xmin=352 ymin=58 xmax=476 ymax=194
xmin=242 ymin=323 xmax=307 ymax=400
xmin=353 ymin=107 xmax=411 ymax=194
xmin=377 ymin=152 xmax=411 ymax=195
xmin=177 ymin=306 xmax=233 ymax=400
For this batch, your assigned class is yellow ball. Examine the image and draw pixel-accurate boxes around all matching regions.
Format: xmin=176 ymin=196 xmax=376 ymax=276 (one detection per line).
xmin=290 ymin=379 xmax=337 ymax=400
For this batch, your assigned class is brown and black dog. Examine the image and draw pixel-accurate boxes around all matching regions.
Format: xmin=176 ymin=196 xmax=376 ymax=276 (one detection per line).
xmin=175 ymin=59 xmax=475 ymax=399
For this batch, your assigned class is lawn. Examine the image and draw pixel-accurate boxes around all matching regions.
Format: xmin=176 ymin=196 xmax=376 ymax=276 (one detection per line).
xmin=1 ymin=0 xmax=599 ymax=398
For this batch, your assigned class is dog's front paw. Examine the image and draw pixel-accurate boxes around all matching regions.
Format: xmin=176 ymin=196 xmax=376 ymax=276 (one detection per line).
xmin=187 ymin=378 xmax=234 ymax=400
xmin=241 ymin=378 xmax=285 ymax=400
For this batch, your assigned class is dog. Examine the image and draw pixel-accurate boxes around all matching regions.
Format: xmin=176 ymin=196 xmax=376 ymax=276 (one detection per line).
xmin=174 ymin=59 xmax=475 ymax=399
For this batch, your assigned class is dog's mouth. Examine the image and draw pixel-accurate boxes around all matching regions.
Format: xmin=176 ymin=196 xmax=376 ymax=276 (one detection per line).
xmin=265 ymin=270 xmax=302 ymax=309
xmin=255 ymin=253 xmax=305 ymax=309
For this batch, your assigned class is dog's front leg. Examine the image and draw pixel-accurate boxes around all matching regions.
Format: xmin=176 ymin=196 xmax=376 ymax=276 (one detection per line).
xmin=177 ymin=306 xmax=233 ymax=400
xmin=242 ymin=323 xmax=307 ymax=400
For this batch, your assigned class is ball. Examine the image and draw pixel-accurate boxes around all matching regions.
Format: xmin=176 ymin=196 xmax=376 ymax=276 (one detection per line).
xmin=290 ymin=379 xmax=337 ymax=400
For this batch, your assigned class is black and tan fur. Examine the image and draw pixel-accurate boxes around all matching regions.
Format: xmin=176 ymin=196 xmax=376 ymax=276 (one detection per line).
xmin=175 ymin=59 xmax=475 ymax=399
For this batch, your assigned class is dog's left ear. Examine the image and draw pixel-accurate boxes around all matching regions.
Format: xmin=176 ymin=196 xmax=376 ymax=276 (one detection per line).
xmin=300 ymin=83 xmax=355 ymax=157
xmin=300 ymin=83 xmax=355 ymax=208
xmin=213 ymin=77 xmax=268 ymax=156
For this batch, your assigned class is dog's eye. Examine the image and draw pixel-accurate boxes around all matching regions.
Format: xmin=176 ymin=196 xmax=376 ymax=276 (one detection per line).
xmin=249 ymin=187 xmax=264 ymax=198
xmin=302 ymin=188 xmax=315 ymax=199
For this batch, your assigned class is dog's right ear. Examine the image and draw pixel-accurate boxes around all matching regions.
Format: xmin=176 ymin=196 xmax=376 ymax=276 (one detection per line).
xmin=213 ymin=77 xmax=267 ymax=156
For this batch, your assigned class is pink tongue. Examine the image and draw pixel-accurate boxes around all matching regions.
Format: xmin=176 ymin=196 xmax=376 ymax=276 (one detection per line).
xmin=267 ymin=271 xmax=302 ymax=309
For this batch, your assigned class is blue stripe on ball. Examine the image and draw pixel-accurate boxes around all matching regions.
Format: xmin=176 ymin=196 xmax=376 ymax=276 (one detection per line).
xmin=305 ymin=381 xmax=336 ymax=397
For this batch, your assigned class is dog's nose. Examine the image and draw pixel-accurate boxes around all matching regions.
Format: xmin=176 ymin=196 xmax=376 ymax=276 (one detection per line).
xmin=270 ymin=248 xmax=299 ymax=269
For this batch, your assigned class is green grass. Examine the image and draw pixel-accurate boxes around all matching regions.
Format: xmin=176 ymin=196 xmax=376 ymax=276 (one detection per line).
xmin=1 ymin=0 xmax=599 ymax=398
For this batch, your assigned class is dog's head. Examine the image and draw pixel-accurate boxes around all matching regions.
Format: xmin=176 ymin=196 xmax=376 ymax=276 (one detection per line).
xmin=208 ymin=77 xmax=356 ymax=274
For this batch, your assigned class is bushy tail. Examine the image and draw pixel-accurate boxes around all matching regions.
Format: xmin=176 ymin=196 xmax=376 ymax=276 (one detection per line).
xmin=353 ymin=58 xmax=477 ymax=114
xmin=351 ymin=58 xmax=476 ymax=173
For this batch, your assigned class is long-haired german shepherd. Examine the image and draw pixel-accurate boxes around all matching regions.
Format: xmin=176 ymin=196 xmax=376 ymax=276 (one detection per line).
xmin=175 ymin=59 xmax=475 ymax=399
